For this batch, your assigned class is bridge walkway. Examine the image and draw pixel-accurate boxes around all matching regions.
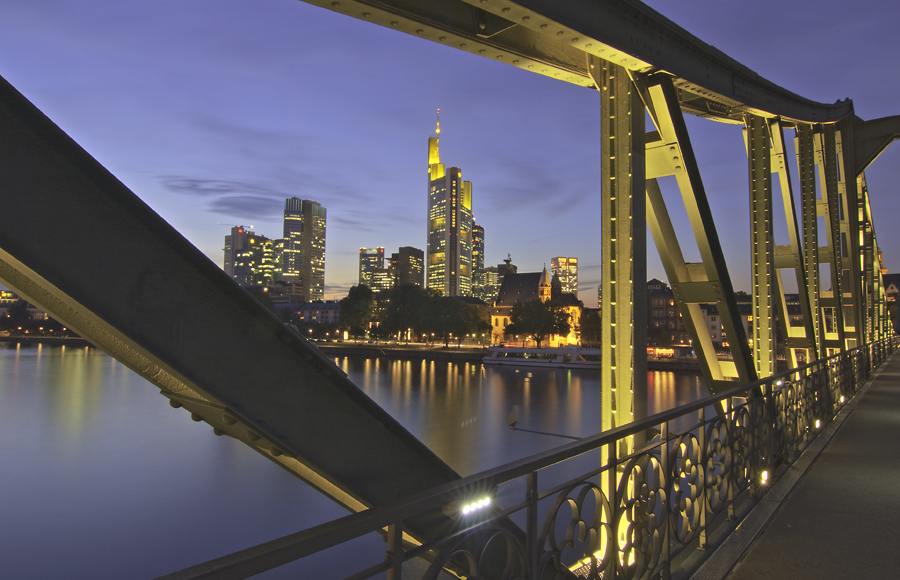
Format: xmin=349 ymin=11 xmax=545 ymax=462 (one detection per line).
xmin=696 ymin=351 xmax=900 ymax=580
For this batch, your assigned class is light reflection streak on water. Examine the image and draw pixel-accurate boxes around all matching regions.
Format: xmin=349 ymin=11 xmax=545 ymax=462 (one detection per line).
xmin=334 ymin=356 xmax=706 ymax=476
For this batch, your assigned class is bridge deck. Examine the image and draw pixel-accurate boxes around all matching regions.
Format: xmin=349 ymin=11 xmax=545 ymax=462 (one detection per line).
xmin=698 ymin=351 xmax=900 ymax=580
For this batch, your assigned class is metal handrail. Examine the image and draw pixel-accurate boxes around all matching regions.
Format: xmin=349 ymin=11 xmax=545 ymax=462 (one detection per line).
xmin=158 ymin=337 xmax=896 ymax=580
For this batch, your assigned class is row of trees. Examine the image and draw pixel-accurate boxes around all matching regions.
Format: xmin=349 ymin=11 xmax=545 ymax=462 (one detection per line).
xmin=340 ymin=284 xmax=491 ymax=346
xmin=339 ymin=283 xmax=603 ymax=347
xmin=503 ymin=300 xmax=602 ymax=347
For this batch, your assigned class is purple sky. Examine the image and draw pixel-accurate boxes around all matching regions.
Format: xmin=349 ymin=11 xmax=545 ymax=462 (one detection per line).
xmin=1 ymin=0 xmax=898 ymax=300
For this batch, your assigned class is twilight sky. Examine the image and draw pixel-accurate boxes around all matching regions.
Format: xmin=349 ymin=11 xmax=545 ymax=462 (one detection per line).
xmin=1 ymin=0 xmax=898 ymax=300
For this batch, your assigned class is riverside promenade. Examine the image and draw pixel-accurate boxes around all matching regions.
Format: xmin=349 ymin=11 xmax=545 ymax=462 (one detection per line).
xmin=695 ymin=350 xmax=900 ymax=580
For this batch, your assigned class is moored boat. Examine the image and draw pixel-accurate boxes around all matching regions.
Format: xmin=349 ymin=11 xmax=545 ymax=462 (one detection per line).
xmin=482 ymin=346 xmax=600 ymax=369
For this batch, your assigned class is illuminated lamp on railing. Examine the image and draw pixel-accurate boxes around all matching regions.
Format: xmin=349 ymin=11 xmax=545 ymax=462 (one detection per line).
xmin=815 ymin=419 xmax=821 ymax=429
xmin=761 ymin=471 xmax=769 ymax=485
xmin=840 ymin=395 xmax=845 ymax=403
xmin=443 ymin=496 xmax=493 ymax=520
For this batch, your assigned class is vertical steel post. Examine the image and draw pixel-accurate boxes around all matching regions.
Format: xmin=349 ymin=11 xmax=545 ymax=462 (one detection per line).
xmin=817 ymin=126 xmax=846 ymax=351
xmin=768 ymin=120 xmax=817 ymax=369
xmin=598 ymin=60 xmax=647 ymax=450
xmin=525 ymin=471 xmax=539 ymax=577
xmin=797 ymin=125 xmax=825 ymax=360
xmin=386 ymin=523 xmax=404 ymax=580
xmin=836 ymin=123 xmax=865 ymax=348
xmin=747 ymin=116 xmax=776 ymax=377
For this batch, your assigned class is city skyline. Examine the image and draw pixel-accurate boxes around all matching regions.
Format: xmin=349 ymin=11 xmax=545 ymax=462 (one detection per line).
xmin=1 ymin=0 xmax=898 ymax=299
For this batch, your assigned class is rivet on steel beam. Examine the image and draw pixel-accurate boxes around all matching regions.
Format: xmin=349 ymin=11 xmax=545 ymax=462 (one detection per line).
xmin=556 ymin=30 xmax=564 ymax=36
xmin=190 ymin=413 xmax=203 ymax=422
xmin=479 ymin=0 xmax=487 ymax=3
xmin=416 ymin=29 xmax=423 ymax=35
xmin=522 ymin=16 xmax=530 ymax=21
xmin=390 ymin=21 xmax=398 ymax=27
xmin=213 ymin=428 xmax=224 ymax=436
xmin=675 ymin=166 xmax=682 ymax=172
xmin=540 ymin=24 xmax=548 ymax=29
xmin=571 ymin=38 xmax=579 ymax=42
xmin=586 ymin=43 xmax=592 ymax=48
xmin=501 ymin=7 xmax=510 ymax=13
xmin=512 ymin=59 xmax=519 ymax=64
xmin=460 ymin=43 xmax=467 ymax=48
xmin=479 ymin=49 xmax=486 ymax=54
xmin=362 ymin=12 xmax=370 ymax=17
xmin=248 ymin=432 xmax=260 ymax=442
xmin=439 ymin=36 xmax=446 ymax=41
xmin=169 ymin=400 xmax=182 ymax=409
xmin=271 ymin=448 xmax=283 ymax=457
xmin=330 ymin=1 xmax=340 ymax=7
xmin=496 ymin=54 xmax=503 ymax=59
xmin=527 ymin=65 xmax=533 ymax=69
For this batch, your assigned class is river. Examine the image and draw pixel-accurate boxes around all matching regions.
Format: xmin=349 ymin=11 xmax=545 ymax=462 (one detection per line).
xmin=0 ymin=345 xmax=705 ymax=579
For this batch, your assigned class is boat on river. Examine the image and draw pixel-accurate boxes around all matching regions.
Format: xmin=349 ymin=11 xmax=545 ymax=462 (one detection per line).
xmin=482 ymin=346 xmax=601 ymax=369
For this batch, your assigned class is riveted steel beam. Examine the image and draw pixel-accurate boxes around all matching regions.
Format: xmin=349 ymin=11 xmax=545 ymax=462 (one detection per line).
xmin=770 ymin=121 xmax=818 ymax=364
xmin=836 ymin=121 xmax=865 ymax=348
xmin=640 ymin=73 xmax=757 ymax=396
xmin=302 ymin=0 xmax=853 ymax=125
xmin=815 ymin=125 xmax=846 ymax=352
xmin=796 ymin=124 xmax=825 ymax=360
xmin=746 ymin=116 xmax=776 ymax=378
xmin=852 ymin=114 xmax=900 ymax=176
xmin=594 ymin=58 xmax=647 ymax=454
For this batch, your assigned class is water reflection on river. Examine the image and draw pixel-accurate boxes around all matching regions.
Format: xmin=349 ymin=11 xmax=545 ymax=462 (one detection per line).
xmin=0 ymin=346 xmax=705 ymax=578
xmin=336 ymin=357 xmax=705 ymax=475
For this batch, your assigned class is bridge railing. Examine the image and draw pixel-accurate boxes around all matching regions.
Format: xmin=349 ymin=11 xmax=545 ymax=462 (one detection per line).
xmin=160 ymin=338 xmax=896 ymax=580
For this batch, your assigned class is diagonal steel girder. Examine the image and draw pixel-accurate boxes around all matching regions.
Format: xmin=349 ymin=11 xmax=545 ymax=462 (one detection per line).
xmin=641 ymin=74 xmax=757 ymax=396
xmin=0 ymin=74 xmax=463 ymax=550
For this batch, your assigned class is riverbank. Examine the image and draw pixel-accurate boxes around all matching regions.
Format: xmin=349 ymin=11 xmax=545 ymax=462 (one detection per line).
xmin=317 ymin=344 xmax=486 ymax=362
xmin=0 ymin=335 xmax=94 ymax=348
xmin=318 ymin=344 xmax=703 ymax=371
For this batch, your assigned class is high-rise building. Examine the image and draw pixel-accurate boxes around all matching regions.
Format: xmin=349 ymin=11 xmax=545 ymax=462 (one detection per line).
xmin=481 ymin=256 xmax=517 ymax=305
xmin=472 ymin=224 xmax=485 ymax=299
xmin=359 ymin=247 xmax=385 ymax=287
xmin=551 ymin=257 xmax=578 ymax=297
xmin=390 ymin=246 xmax=425 ymax=287
xmin=224 ymin=226 xmax=280 ymax=287
xmin=427 ymin=111 xmax=473 ymax=296
xmin=282 ymin=198 xmax=326 ymax=302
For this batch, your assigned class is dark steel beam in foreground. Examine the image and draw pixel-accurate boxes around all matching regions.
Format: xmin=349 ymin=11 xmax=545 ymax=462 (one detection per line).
xmin=0 ymin=74 xmax=461 ymax=544
xmin=302 ymin=0 xmax=853 ymax=125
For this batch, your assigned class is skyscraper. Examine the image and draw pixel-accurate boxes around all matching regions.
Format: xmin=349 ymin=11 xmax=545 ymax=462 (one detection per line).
xmin=224 ymin=226 xmax=280 ymax=287
xmin=472 ymin=224 xmax=485 ymax=299
xmin=390 ymin=246 xmax=425 ymax=287
xmin=358 ymin=247 xmax=385 ymax=287
xmin=551 ymin=257 xmax=578 ymax=297
xmin=427 ymin=110 xmax=473 ymax=296
xmin=282 ymin=197 xmax=326 ymax=301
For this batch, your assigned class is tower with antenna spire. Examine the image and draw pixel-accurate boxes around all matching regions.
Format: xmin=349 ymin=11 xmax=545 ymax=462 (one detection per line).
xmin=426 ymin=110 xmax=473 ymax=297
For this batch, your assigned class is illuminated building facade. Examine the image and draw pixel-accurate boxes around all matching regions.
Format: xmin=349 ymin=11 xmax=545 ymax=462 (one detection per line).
xmin=551 ymin=257 xmax=578 ymax=297
xmin=224 ymin=226 xmax=280 ymax=287
xmin=390 ymin=246 xmax=424 ymax=287
xmin=282 ymin=197 xmax=326 ymax=301
xmin=471 ymin=224 xmax=486 ymax=299
xmin=427 ymin=111 xmax=473 ymax=297
xmin=359 ymin=247 xmax=385 ymax=287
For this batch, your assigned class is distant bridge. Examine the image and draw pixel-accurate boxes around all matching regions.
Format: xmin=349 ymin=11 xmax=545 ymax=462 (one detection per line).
xmin=0 ymin=0 xmax=897 ymax=578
